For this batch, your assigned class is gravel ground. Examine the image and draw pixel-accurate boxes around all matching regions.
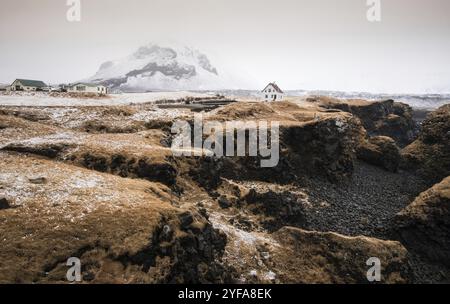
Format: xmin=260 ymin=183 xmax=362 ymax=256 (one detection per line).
xmin=296 ymin=160 xmax=450 ymax=283
xmin=299 ymin=160 xmax=429 ymax=239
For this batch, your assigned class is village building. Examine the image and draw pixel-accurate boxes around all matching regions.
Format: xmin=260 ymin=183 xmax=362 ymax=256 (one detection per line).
xmin=261 ymin=82 xmax=284 ymax=102
xmin=67 ymin=83 xmax=108 ymax=95
xmin=9 ymin=79 xmax=47 ymax=92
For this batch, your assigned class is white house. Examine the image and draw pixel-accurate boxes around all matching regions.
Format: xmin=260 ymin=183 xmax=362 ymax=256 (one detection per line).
xmin=67 ymin=83 xmax=108 ymax=95
xmin=261 ymin=82 xmax=284 ymax=102
xmin=9 ymin=79 xmax=47 ymax=92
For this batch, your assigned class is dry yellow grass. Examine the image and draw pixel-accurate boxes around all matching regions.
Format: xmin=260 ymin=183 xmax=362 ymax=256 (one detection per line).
xmin=0 ymin=152 xmax=183 ymax=283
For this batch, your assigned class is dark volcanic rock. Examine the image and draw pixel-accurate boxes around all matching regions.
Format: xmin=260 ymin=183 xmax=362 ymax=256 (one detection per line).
xmin=28 ymin=177 xmax=48 ymax=185
xmin=316 ymin=97 xmax=418 ymax=147
xmin=0 ymin=198 xmax=11 ymax=210
xmin=189 ymin=113 xmax=365 ymax=189
xmin=401 ymin=105 xmax=450 ymax=185
xmin=278 ymin=116 xmax=364 ymax=181
xmin=357 ymin=136 xmax=401 ymax=172
xmin=243 ymin=188 xmax=308 ymax=232
xmin=178 ymin=211 xmax=194 ymax=229
xmin=2 ymin=142 xmax=71 ymax=159
xmin=80 ymin=153 xmax=179 ymax=188
xmin=218 ymin=195 xmax=233 ymax=209
xmin=392 ymin=176 xmax=450 ymax=266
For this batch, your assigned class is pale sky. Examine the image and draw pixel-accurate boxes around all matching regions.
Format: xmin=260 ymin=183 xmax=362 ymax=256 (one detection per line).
xmin=1 ymin=0 xmax=450 ymax=93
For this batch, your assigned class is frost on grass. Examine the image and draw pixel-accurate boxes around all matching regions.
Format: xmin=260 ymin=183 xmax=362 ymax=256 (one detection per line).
xmin=0 ymin=91 xmax=213 ymax=107
xmin=0 ymin=153 xmax=172 ymax=222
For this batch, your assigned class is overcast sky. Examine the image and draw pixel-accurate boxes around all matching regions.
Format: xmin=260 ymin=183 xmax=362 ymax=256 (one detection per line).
xmin=1 ymin=0 xmax=450 ymax=93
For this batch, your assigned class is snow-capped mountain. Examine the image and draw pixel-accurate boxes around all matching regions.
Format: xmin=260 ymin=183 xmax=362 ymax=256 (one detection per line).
xmin=87 ymin=43 xmax=245 ymax=92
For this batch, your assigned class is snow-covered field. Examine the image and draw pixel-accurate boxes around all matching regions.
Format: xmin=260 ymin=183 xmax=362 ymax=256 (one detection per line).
xmin=0 ymin=91 xmax=213 ymax=107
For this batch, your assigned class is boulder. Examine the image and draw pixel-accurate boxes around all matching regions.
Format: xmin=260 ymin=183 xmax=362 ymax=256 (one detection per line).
xmin=243 ymin=188 xmax=309 ymax=232
xmin=272 ymin=227 xmax=412 ymax=284
xmin=401 ymin=105 xmax=450 ymax=185
xmin=0 ymin=198 xmax=11 ymax=210
xmin=392 ymin=176 xmax=450 ymax=266
xmin=357 ymin=136 xmax=401 ymax=172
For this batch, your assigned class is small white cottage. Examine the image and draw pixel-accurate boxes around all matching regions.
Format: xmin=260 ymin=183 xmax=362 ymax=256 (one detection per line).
xmin=67 ymin=83 xmax=108 ymax=95
xmin=261 ymin=82 xmax=284 ymax=102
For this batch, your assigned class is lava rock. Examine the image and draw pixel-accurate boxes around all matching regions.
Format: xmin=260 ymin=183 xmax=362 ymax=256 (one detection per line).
xmin=179 ymin=211 xmax=194 ymax=229
xmin=28 ymin=177 xmax=47 ymax=184
xmin=392 ymin=176 xmax=450 ymax=266
xmin=0 ymin=198 xmax=11 ymax=210
xmin=218 ymin=195 xmax=233 ymax=209
xmin=316 ymin=97 xmax=418 ymax=147
xmin=357 ymin=136 xmax=401 ymax=172
xmin=401 ymin=105 xmax=450 ymax=185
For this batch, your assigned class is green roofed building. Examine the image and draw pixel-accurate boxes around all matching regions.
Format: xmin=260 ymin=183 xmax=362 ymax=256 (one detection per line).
xmin=9 ymin=79 xmax=47 ymax=92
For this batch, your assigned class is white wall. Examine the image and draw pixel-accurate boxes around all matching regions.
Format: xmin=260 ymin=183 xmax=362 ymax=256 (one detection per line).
xmin=261 ymin=84 xmax=284 ymax=101
xmin=68 ymin=85 xmax=107 ymax=95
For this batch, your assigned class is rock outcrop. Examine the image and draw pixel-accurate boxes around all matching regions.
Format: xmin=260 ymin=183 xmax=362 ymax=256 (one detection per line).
xmin=312 ymin=97 xmax=417 ymax=147
xmin=0 ymin=153 xmax=230 ymax=283
xmin=1 ymin=130 xmax=179 ymax=188
xmin=190 ymin=102 xmax=365 ymax=188
xmin=0 ymin=197 xmax=11 ymax=210
xmin=357 ymin=136 xmax=401 ymax=172
xmin=401 ymin=105 xmax=450 ymax=185
xmin=213 ymin=180 xmax=311 ymax=232
xmin=272 ymin=227 xmax=412 ymax=283
xmin=392 ymin=176 xmax=450 ymax=266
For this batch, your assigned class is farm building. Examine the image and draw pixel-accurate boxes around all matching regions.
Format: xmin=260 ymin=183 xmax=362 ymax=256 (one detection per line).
xmin=9 ymin=79 xmax=47 ymax=92
xmin=67 ymin=83 xmax=108 ymax=95
xmin=261 ymin=82 xmax=284 ymax=102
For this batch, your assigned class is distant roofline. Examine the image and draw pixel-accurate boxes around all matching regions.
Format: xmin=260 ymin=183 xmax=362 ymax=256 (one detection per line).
xmin=13 ymin=79 xmax=47 ymax=87
xmin=70 ymin=82 xmax=106 ymax=87
xmin=262 ymin=82 xmax=284 ymax=94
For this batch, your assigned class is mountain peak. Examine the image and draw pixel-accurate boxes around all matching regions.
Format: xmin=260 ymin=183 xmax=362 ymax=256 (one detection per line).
xmin=88 ymin=43 xmax=226 ymax=92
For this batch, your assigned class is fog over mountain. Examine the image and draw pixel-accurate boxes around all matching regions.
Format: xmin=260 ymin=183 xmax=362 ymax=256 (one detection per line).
xmin=86 ymin=43 xmax=251 ymax=92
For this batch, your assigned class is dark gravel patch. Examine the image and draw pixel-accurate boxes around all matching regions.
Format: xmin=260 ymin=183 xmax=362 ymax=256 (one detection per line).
xmin=295 ymin=160 xmax=450 ymax=283
xmin=298 ymin=160 xmax=428 ymax=239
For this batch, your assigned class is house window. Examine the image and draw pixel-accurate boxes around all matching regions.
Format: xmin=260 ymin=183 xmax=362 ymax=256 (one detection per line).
xmin=76 ymin=86 xmax=86 ymax=91
xmin=265 ymin=95 xmax=268 ymax=99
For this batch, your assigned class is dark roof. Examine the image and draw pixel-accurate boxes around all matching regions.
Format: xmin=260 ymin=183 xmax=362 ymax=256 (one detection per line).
xmin=70 ymin=82 xmax=105 ymax=87
xmin=15 ymin=79 xmax=47 ymax=87
xmin=262 ymin=82 xmax=284 ymax=93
